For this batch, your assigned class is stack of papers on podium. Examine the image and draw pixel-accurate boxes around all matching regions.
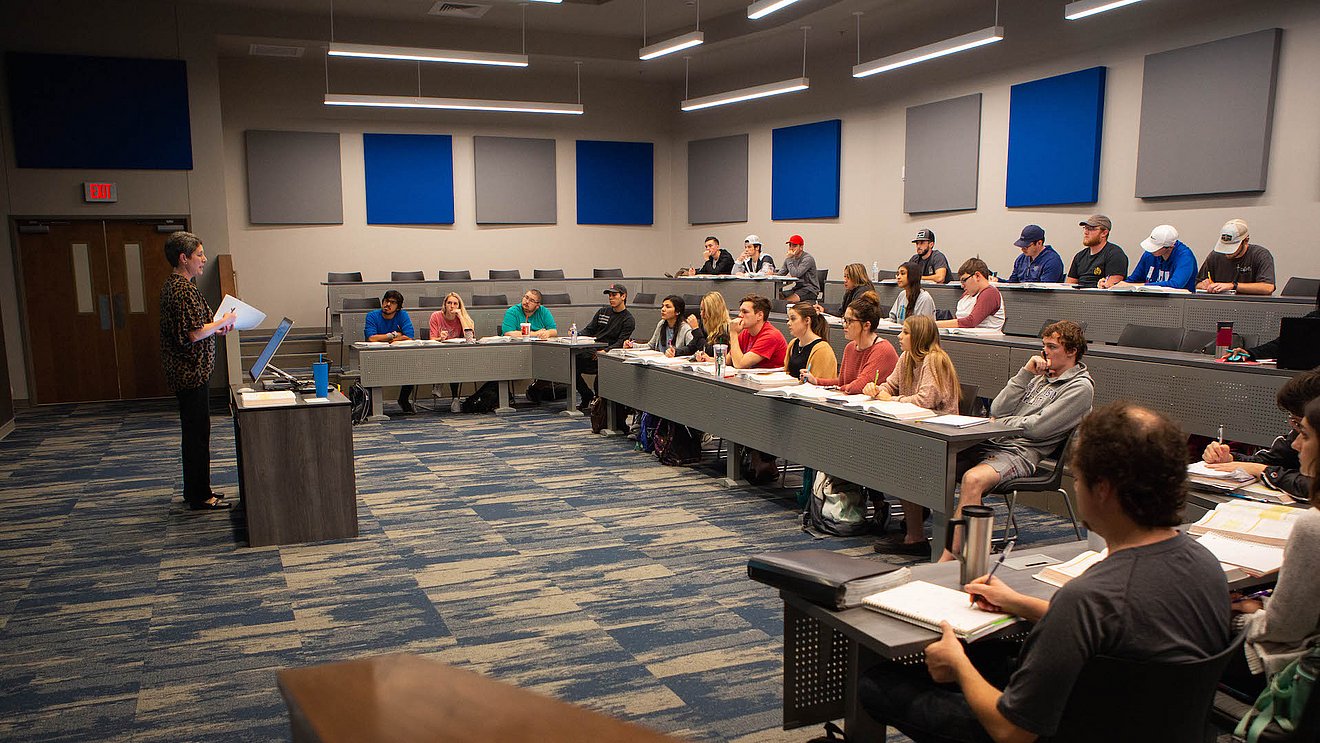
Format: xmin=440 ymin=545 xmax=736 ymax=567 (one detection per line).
xmin=1132 ymin=285 xmax=1190 ymax=294
xmin=1188 ymin=500 xmax=1303 ymax=547
xmin=241 ymin=390 xmax=297 ymax=408
xmin=821 ymin=313 xmax=844 ymax=326
xmin=1016 ymin=282 xmax=1064 ymax=290
xmin=755 ymin=383 xmax=844 ymax=400
xmin=622 ymin=348 xmax=664 ymax=358
xmin=1187 ymin=461 xmax=1256 ymax=485
xmin=822 ymin=393 xmax=873 ymax=406
xmin=741 ymin=371 xmax=799 ymax=387
xmin=843 ymin=399 xmax=935 ymax=420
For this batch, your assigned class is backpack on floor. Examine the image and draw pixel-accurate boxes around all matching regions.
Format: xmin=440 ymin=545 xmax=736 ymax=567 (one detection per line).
xmin=1236 ymin=643 xmax=1320 ymax=743
xmin=461 ymin=381 xmax=500 ymax=414
xmin=526 ymin=380 xmax=567 ymax=403
xmin=636 ymin=412 xmax=662 ymax=453
xmin=654 ymin=420 xmax=702 ymax=466
xmin=803 ymin=471 xmax=871 ymax=537
xmin=348 ymin=382 xmax=371 ymax=425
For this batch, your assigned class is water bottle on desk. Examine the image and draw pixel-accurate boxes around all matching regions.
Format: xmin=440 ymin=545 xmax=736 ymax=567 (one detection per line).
xmin=1215 ymin=321 xmax=1234 ymax=357
xmin=872 ymin=261 xmax=879 ymax=282
xmin=714 ymin=343 xmax=728 ymax=378
xmin=570 ymin=323 xmax=578 ymax=343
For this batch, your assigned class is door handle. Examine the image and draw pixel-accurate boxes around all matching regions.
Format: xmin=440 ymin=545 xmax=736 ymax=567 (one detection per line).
xmin=112 ymin=293 xmax=127 ymax=329
xmin=98 ymin=294 xmax=112 ymax=330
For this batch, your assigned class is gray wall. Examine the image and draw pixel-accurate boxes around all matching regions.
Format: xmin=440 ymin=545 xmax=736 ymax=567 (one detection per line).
xmin=474 ymin=136 xmax=557 ymax=225
xmin=687 ymin=134 xmax=749 ymax=225
xmin=904 ymin=93 xmax=982 ymax=214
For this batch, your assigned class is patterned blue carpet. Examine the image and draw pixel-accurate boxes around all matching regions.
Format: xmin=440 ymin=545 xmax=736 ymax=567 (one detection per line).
xmin=0 ymin=399 xmax=1080 ymax=742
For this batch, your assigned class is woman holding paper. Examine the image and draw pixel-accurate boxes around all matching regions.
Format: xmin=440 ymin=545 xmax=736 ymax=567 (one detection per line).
xmin=1222 ymin=397 xmax=1320 ymax=699
xmin=429 ymin=292 xmax=476 ymax=412
xmin=806 ymin=292 xmax=898 ymax=395
xmin=784 ymin=303 xmax=838 ymax=380
xmin=865 ymin=315 xmax=961 ymax=553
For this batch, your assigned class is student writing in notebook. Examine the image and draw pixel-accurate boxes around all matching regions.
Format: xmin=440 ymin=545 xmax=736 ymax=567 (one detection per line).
xmin=1200 ymin=369 xmax=1319 ymax=500
xmin=860 ymin=403 xmax=1231 ymax=743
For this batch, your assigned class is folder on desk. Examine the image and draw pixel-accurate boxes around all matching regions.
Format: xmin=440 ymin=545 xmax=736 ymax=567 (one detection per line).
xmin=748 ymin=549 xmax=911 ymax=610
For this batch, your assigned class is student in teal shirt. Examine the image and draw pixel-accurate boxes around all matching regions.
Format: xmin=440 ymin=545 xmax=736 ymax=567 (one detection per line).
xmin=500 ymin=289 xmax=558 ymax=337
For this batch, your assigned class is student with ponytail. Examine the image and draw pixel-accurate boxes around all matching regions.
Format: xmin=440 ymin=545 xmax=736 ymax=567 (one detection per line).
xmin=784 ymin=302 xmax=838 ymax=380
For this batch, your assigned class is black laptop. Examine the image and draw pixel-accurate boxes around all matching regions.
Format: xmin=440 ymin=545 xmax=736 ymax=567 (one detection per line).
xmin=1277 ymin=317 xmax=1320 ymax=370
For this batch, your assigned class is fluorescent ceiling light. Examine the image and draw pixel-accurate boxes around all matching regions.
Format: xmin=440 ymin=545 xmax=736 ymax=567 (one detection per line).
xmin=327 ymin=42 xmax=528 ymax=67
xmin=639 ymin=30 xmax=705 ymax=61
xmin=528 ymin=0 xmax=561 ymax=3
xmin=324 ymin=93 xmax=583 ymax=115
xmin=746 ymin=0 xmax=802 ymax=20
xmin=852 ymin=26 xmax=1003 ymax=78
xmin=681 ymin=77 xmax=808 ymax=112
xmin=1064 ymin=0 xmax=1144 ymax=20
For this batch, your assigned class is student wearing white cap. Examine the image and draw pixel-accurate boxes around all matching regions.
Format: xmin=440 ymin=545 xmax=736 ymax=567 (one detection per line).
xmin=1197 ymin=219 xmax=1276 ymax=295
xmin=1112 ymin=225 xmax=1199 ymax=292
xmin=733 ymin=234 xmax=776 ymax=275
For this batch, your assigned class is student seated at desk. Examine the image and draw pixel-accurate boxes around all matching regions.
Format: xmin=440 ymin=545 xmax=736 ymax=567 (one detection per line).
xmin=724 ymin=294 xmax=788 ymax=369
xmin=860 ymin=402 xmax=1231 ymax=743
xmin=1197 ymin=219 xmax=1277 ymax=296
xmin=693 ymin=236 xmax=734 ymax=276
xmin=429 ymin=292 xmax=476 ymax=412
xmin=1111 ymin=224 xmax=1198 ymax=292
xmin=937 ymin=259 xmax=1005 ymax=331
xmin=890 ymin=261 xmax=937 ymax=323
xmin=864 ymin=315 xmax=961 ymax=554
xmin=1201 ymin=369 xmax=1320 ymax=500
xmin=807 ymin=292 xmax=898 ymax=394
xmin=1221 ymin=397 xmax=1320 ymax=701
xmin=574 ymin=284 xmax=636 ymax=410
xmin=784 ymin=303 xmax=838 ymax=380
xmin=365 ymin=289 xmax=417 ymax=414
xmin=500 ymin=289 xmax=558 ymax=338
xmin=1067 ymin=214 xmax=1128 ymax=289
xmin=625 ymin=294 xmax=695 ymax=356
xmin=920 ymin=320 xmax=1094 ymax=561
xmin=691 ymin=292 xmax=732 ymax=359
xmin=992 ymin=224 xmax=1064 ymax=284
xmin=815 ymin=263 xmax=873 ymax=319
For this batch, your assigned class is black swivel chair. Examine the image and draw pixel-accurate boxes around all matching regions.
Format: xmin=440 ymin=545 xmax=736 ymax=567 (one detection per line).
xmin=418 ymin=296 xmax=446 ymax=308
xmin=391 ymin=270 xmax=425 ymax=282
xmin=817 ymin=268 xmax=829 ymax=303
xmin=437 ymin=270 xmax=472 ymax=281
xmin=987 ymin=430 xmax=1081 ymax=543
xmin=327 ymin=271 xmax=363 ymax=283
xmin=534 ymin=268 xmax=566 ymax=279
xmin=343 ymin=297 xmax=381 ymax=310
xmin=489 ymin=269 xmax=521 ymax=280
xmin=540 ymin=293 xmax=572 ymax=306
xmin=875 ymin=269 xmax=898 ymax=280
xmin=593 ymin=268 xmax=624 ymax=279
xmin=1118 ymin=323 xmax=1184 ymax=351
xmin=682 ymin=294 xmax=704 ymax=310
xmin=633 ymin=293 xmax=656 ymax=306
xmin=770 ymin=299 xmax=789 ymax=314
xmin=1281 ymin=277 xmax=1319 ymax=298
xmin=1049 ymin=630 xmax=1246 ymax=743
xmin=958 ymin=383 xmax=982 ymax=417
xmin=470 ymin=294 xmax=507 ymax=307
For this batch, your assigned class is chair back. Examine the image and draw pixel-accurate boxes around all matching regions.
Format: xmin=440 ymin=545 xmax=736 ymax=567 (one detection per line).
xmin=593 ymin=268 xmax=624 ymax=278
xmin=770 ymin=298 xmax=789 ymax=314
xmin=534 ymin=268 xmax=566 ymax=279
xmin=391 ymin=270 xmax=425 ymax=282
xmin=540 ymin=293 xmax=572 ymax=306
xmin=437 ymin=270 xmax=472 ymax=280
xmin=1281 ymin=277 xmax=1319 ymax=298
xmin=1052 ymin=631 xmax=1245 ymax=743
xmin=327 ymin=271 xmax=363 ymax=283
xmin=817 ymin=268 xmax=829 ymax=301
xmin=342 ymin=297 xmax=381 ymax=310
xmin=875 ymin=269 xmax=897 ymax=280
xmin=994 ymin=429 xmax=1075 ymax=494
xmin=489 ymin=269 xmax=521 ymax=280
xmin=1118 ymin=323 xmax=1183 ymax=351
xmin=633 ymin=293 xmax=656 ymax=306
xmin=470 ymin=294 xmax=507 ymax=307
xmin=682 ymin=294 xmax=704 ymax=310
xmin=418 ymin=296 xmax=447 ymax=308
xmin=958 ymin=383 xmax=981 ymax=417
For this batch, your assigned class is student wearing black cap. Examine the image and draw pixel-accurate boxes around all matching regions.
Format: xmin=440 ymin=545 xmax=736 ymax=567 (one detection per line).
xmin=908 ymin=228 xmax=951 ymax=284
xmin=574 ymin=283 xmax=636 ymax=410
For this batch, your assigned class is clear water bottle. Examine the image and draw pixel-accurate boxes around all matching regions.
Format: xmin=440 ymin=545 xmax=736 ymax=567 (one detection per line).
xmin=570 ymin=322 xmax=578 ymax=343
xmin=872 ymin=261 xmax=879 ymax=281
xmin=714 ymin=343 xmax=728 ymax=378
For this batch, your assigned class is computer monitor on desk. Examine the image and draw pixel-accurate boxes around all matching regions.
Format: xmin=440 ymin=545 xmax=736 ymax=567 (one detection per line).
xmin=248 ymin=317 xmax=305 ymax=390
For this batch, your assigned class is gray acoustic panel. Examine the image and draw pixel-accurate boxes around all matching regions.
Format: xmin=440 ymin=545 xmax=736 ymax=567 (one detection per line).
xmin=245 ymin=130 xmax=343 ymax=224
xmin=687 ymin=134 xmax=748 ymax=225
xmin=474 ymin=136 xmax=556 ymax=224
xmin=904 ymin=94 xmax=981 ymax=214
xmin=1135 ymin=29 xmax=1281 ymax=198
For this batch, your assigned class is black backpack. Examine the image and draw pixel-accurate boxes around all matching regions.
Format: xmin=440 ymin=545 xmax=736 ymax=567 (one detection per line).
xmin=461 ymin=381 xmax=501 ymax=414
xmin=348 ymin=382 xmax=371 ymax=425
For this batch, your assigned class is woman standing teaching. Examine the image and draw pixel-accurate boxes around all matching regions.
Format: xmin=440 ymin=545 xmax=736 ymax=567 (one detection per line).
xmin=159 ymin=231 xmax=235 ymax=511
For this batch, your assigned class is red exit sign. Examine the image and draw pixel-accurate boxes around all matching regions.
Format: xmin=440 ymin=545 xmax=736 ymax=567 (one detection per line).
xmin=83 ymin=182 xmax=118 ymax=203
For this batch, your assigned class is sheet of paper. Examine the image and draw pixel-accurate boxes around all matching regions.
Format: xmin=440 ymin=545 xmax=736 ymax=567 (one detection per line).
xmin=1195 ymin=533 xmax=1284 ymax=574
xmin=213 ymin=294 xmax=267 ymax=331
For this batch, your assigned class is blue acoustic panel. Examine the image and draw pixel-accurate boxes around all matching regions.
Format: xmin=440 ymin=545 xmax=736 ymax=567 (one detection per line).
xmin=6 ymin=52 xmax=192 ymax=169
xmin=576 ymin=140 xmax=653 ymax=225
xmin=364 ymin=133 xmax=454 ymax=225
xmin=1006 ymin=67 xmax=1106 ymax=207
xmin=772 ymin=120 xmax=841 ymax=220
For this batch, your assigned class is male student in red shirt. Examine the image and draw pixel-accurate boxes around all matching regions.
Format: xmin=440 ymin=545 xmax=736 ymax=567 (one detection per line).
xmin=727 ymin=294 xmax=788 ymax=369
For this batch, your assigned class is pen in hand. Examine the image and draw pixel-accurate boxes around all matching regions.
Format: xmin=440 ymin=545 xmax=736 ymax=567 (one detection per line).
xmin=971 ymin=539 xmax=1015 ymax=606
xmin=1218 ymin=425 xmax=1225 ymax=444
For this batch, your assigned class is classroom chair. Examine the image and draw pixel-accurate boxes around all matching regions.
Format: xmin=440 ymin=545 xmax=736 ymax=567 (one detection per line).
xmin=593 ymin=268 xmax=624 ymax=278
xmin=470 ymin=294 xmax=507 ymax=307
xmin=391 ymin=270 xmax=425 ymax=282
xmin=540 ymin=293 xmax=573 ymax=306
xmin=326 ymin=271 xmax=363 ymax=283
xmin=817 ymin=268 xmax=829 ymax=302
xmin=1281 ymin=276 xmax=1319 ymax=298
xmin=682 ymin=294 xmax=703 ymax=309
xmin=418 ymin=296 xmax=446 ymax=308
xmin=534 ymin=268 xmax=566 ymax=279
xmin=342 ymin=297 xmax=381 ymax=310
xmin=958 ymin=383 xmax=982 ymax=417
xmin=987 ymin=430 xmax=1081 ymax=543
xmin=489 ymin=269 xmax=521 ymax=280
xmin=1118 ymin=323 xmax=1184 ymax=351
xmin=633 ymin=293 xmax=656 ymax=306
xmin=437 ymin=270 xmax=472 ymax=280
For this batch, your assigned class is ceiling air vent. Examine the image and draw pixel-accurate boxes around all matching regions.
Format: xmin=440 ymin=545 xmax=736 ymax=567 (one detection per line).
xmin=428 ymin=2 xmax=493 ymax=19
xmin=249 ymin=44 xmax=306 ymax=58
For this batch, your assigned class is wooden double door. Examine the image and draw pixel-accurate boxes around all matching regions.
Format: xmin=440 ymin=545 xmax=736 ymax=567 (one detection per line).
xmin=16 ymin=219 xmax=184 ymax=403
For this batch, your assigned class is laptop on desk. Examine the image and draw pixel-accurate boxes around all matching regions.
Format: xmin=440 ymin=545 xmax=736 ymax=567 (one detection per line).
xmin=1277 ymin=317 xmax=1320 ymax=370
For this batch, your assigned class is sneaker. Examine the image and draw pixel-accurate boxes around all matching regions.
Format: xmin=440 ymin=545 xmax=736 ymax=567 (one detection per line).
xmin=398 ymin=399 xmax=416 ymax=415
xmin=450 ymin=398 xmax=462 ymax=413
xmin=872 ymin=536 xmax=931 ymax=556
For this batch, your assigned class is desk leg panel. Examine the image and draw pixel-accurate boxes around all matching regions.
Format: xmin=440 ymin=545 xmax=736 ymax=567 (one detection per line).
xmin=783 ymin=601 xmax=849 ymax=730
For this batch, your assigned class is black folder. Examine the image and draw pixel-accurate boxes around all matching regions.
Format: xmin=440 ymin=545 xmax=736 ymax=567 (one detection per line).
xmin=747 ymin=549 xmax=908 ymax=610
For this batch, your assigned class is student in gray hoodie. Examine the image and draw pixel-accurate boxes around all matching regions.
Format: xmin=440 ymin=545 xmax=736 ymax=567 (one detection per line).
xmin=880 ymin=320 xmax=1095 ymax=556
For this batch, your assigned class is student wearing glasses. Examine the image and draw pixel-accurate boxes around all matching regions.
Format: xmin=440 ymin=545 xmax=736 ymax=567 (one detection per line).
xmin=889 ymin=261 xmax=937 ymax=323
xmin=864 ymin=315 xmax=962 ymax=553
xmin=1200 ymin=370 xmax=1320 ymax=500
xmin=365 ymin=289 xmax=417 ymax=413
xmin=937 ymin=258 xmax=1005 ymax=331
xmin=805 ymin=292 xmax=896 ymax=394
xmin=500 ymin=289 xmax=558 ymax=338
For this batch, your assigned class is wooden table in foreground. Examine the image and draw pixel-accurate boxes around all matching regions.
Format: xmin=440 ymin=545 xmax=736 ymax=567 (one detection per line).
xmin=277 ymin=654 xmax=679 ymax=743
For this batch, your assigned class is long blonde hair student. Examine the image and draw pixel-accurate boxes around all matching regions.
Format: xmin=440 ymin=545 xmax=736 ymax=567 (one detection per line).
xmin=900 ymin=314 xmax=959 ymax=396
xmin=701 ymin=291 xmax=730 ymax=341
xmin=443 ymin=291 xmax=476 ymax=330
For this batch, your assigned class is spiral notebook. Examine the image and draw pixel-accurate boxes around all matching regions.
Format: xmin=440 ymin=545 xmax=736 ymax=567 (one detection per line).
xmin=861 ymin=580 xmax=1021 ymax=641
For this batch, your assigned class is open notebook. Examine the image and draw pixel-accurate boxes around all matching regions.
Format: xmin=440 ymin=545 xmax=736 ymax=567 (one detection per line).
xmin=861 ymin=580 xmax=1021 ymax=641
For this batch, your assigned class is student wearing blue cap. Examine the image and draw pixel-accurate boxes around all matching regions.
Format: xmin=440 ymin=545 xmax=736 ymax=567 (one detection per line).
xmin=994 ymin=224 xmax=1065 ymax=284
